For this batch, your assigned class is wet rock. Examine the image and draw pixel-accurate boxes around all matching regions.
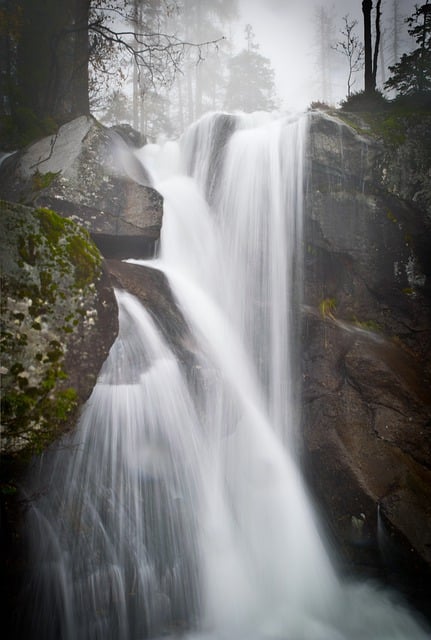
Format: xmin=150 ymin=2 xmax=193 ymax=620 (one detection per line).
xmin=302 ymin=112 xmax=431 ymax=597
xmin=106 ymin=259 xmax=194 ymax=365
xmin=0 ymin=116 xmax=162 ymax=259
xmin=109 ymin=123 xmax=146 ymax=148
xmin=106 ymin=260 xmax=209 ymax=415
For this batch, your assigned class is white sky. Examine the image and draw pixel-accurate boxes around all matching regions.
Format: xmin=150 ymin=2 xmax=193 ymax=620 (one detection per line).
xmin=237 ymin=0 xmax=419 ymax=110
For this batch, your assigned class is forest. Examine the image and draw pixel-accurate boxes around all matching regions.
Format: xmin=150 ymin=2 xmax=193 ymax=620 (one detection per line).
xmin=0 ymin=0 xmax=430 ymax=146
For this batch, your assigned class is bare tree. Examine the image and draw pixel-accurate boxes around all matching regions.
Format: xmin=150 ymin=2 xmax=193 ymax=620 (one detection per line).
xmin=332 ymin=15 xmax=364 ymax=98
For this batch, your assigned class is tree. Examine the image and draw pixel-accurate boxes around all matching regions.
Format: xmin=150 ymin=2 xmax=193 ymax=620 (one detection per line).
xmin=224 ymin=24 xmax=277 ymax=113
xmin=0 ymin=0 xmax=23 ymax=117
xmin=362 ymin=0 xmax=382 ymax=94
xmin=372 ymin=0 xmax=382 ymax=88
xmin=0 ymin=0 xmax=87 ymax=133
xmin=163 ymin=0 xmax=238 ymax=129
xmin=0 ymin=0 xmax=223 ymax=140
xmin=332 ymin=15 xmax=364 ymax=98
xmin=392 ymin=0 xmax=400 ymax=65
xmin=99 ymin=90 xmax=132 ymax=125
xmin=362 ymin=0 xmax=373 ymax=92
xmin=385 ymin=2 xmax=431 ymax=96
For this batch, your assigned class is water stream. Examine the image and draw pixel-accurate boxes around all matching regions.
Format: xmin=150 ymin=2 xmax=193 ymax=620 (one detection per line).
xmin=24 ymin=112 xmax=429 ymax=639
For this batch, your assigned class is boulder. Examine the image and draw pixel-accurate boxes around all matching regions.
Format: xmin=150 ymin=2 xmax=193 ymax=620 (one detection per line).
xmin=0 ymin=116 xmax=163 ymax=259
xmin=0 ymin=200 xmax=118 ymax=459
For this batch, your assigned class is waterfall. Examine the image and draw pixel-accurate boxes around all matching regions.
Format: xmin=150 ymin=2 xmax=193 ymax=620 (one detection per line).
xmin=23 ymin=112 xmax=428 ymax=639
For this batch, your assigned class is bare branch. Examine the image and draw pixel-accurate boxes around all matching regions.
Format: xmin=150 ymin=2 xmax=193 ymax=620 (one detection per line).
xmin=332 ymin=15 xmax=364 ymax=97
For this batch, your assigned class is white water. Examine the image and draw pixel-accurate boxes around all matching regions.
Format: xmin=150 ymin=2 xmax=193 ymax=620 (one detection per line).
xmin=25 ymin=112 xmax=429 ymax=639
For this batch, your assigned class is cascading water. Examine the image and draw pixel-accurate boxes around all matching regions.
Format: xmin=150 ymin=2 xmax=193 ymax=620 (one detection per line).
xmin=23 ymin=112 xmax=429 ymax=639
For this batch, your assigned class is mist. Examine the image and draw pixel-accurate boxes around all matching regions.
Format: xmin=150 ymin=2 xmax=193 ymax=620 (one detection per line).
xmin=236 ymin=0 xmax=419 ymax=110
xmin=89 ymin=0 xmax=422 ymax=139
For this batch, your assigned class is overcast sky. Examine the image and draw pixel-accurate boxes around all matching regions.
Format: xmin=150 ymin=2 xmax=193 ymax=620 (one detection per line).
xmin=236 ymin=0 xmax=419 ymax=110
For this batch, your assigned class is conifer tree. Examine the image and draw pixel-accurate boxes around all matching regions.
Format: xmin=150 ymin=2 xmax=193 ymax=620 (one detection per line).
xmin=224 ymin=25 xmax=277 ymax=113
xmin=385 ymin=2 xmax=431 ymax=96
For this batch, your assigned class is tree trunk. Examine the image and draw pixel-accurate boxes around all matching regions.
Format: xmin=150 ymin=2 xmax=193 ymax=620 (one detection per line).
xmin=0 ymin=0 xmax=13 ymax=116
xmin=393 ymin=0 xmax=399 ymax=65
xmin=16 ymin=0 xmax=89 ymax=125
xmin=362 ymin=0 xmax=374 ymax=93
xmin=177 ymin=75 xmax=185 ymax=132
xmin=132 ymin=0 xmax=140 ymax=130
xmin=418 ymin=3 xmax=431 ymax=92
xmin=69 ymin=0 xmax=90 ymax=119
xmin=372 ymin=0 xmax=382 ymax=88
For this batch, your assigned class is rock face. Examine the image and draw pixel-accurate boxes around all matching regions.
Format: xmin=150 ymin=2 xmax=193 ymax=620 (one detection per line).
xmin=302 ymin=111 xmax=431 ymax=600
xmin=0 ymin=201 xmax=118 ymax=458
xmin=0 ymin=116 xmax=163 ymax=258
xmin=107 ymin=259 xmax=196 ymax=367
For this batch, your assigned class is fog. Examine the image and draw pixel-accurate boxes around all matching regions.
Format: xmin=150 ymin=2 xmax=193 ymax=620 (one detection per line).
xmin=237 ymin=0 xmax=419 ymax=110
xmin=93 ymin=1 xmax=422 ymax=136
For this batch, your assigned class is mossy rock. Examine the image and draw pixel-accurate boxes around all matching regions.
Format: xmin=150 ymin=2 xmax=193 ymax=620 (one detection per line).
xmin=0 ymin=200 xmax=118 ymax=461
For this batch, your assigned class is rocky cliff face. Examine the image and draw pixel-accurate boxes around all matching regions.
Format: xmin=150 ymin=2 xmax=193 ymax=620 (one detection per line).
xmin=1 ymin=110 xmax=430 ymax=624
xmin=302 ymin=111 xmax=431 ymax=603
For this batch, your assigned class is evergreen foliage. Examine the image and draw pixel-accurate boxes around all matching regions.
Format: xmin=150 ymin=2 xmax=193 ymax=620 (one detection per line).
xmin=385 ymin=3 xmax=431 ymax=96
xmin=224 ymin=25 xmax=277 ymax=113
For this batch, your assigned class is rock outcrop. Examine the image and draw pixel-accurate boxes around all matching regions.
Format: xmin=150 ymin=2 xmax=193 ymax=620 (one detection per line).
xmin=302 ymin=111 xmax=431 ymax=602
xmin=107 ymin=259 xmax=195 ymax=367
xmin=0 ymin=201 xmax=118 ymax=459
xmin=0 ymin=116 xmax=163 ymax=258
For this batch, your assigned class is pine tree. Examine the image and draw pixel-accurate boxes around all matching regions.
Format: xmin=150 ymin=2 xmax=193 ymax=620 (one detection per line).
xmin=385 ymin=2 xmax=431 ymax=96
xmin=224 ymin=25 xmax=277 ymax=113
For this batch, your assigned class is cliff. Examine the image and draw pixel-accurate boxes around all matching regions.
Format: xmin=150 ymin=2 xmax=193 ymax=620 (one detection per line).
xmin=303 ymin=109 xmax=431 ymax=605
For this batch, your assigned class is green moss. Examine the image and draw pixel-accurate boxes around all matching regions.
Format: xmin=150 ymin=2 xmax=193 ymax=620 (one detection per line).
xmin=1 ymin=382 xmax=78 ymax=457
xmin=319 ymin=298 xmax=337 ymax=319
xmin=32 ymin=170 xmax=60 ymax=192
xmin=66 ymin=233 xmax=102 ymax=288
xmin=337 ymin=107 xmax=428 ymax=150
xmin=0 ymin=483 xmax=17 ymax=496
xmin=353 ymin=318 xmax=381 ymax=332
xmin=55 ymin=388 xmax=78 ymax=421
xmin=37 ymin=207 xmax=69 ymax=242
xmin=334 ymin=114 xmax=371 ymax=137
xmin=404 ymin=233 xmax=413 ymax=247
xmin=386 ymin=210 xmax=398 ymax=223
xmin=377 ymin=115 xmax=406 ymax=146
xmin=36 ymin=207 xmax=102 ymax=288
xmin=0 ymin=202 xmax=104 ymax=459
xmin=18 ymin=234 xmax=38 ymax=265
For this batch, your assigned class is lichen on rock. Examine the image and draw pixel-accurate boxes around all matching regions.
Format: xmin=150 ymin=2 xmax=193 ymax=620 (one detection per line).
xmin=0 ymin=200 xmax=117 ymax=458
